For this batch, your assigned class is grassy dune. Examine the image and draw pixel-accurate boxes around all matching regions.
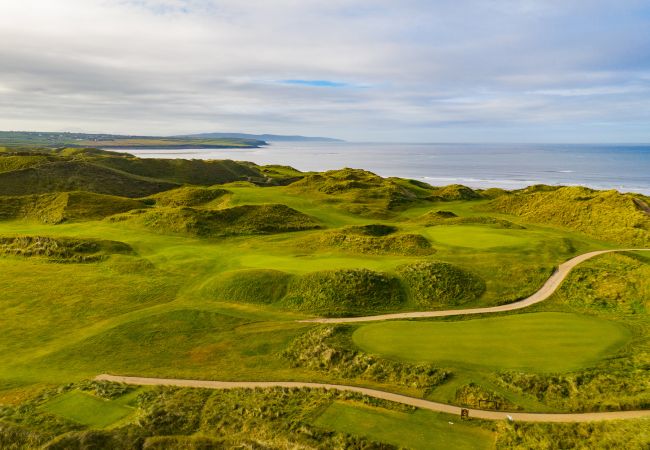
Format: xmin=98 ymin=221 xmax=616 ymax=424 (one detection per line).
xmin=487 ymin=186 xmax=650 ymax=246
xmin=0 ymin=160 xmax=178 ymax=198
xmin=0 ymin=150 xmax=648 ymax=448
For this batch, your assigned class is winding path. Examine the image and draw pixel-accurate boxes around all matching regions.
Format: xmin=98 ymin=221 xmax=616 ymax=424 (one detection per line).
xmin=96 ymin=374 xmax=650 ymax=423
xmin=98 ymin=249 xmax=650 ymax=423
xmin=301 ymin=249 xmax=650 ymax=323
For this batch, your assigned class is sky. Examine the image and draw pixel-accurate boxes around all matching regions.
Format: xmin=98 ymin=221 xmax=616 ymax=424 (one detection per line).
xmin=0 ymin=0 xmax=649 ymax=142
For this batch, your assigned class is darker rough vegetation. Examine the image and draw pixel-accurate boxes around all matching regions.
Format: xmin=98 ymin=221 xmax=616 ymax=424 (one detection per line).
xmin=397 ymin=261 xmax=486 ymax=307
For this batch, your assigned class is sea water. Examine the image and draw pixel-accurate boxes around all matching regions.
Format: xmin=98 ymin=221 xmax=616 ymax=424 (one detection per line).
xmin=119 ymin=142 xmax=650 ymax=195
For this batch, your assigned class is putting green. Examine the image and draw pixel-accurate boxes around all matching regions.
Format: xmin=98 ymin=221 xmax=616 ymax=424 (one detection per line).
xmin=422 ymin=225 xmax=534 ymax=249
xmin=352 ymin=312 xmax=630 ymax=372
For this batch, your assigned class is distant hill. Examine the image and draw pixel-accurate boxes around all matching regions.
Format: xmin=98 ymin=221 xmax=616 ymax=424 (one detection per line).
xmin=179 ymin=132 xmax=344 ymax=142
xmin=0 ymin=150 xmax=302 ymax=197
xmin=0 ymin=159 xmax=178 ymax=198
xmin=0 ymin=131 xmax=265 ymax=149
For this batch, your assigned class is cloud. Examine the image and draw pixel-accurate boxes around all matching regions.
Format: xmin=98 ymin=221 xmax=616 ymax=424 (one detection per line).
xmin=0 ymin=0 xmax=648 ymax=141
xmin=280 ymin=80 xmax=350 ymax=88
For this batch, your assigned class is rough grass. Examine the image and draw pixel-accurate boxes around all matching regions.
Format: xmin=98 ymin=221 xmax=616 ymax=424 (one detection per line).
xmin=454 ymin=382 xmax=514 ymax=411
xmin=487 ymin=185 xmax=650 ymax=246
xmin=427 ymin=184 xmax=483 ymax=201
xmin=288 ymin=168 xmax=434 ymax=217
xmin=283 ymin=326 xmax=450 ymax=392
xmin=0 ymin=235 xmax=133 ymax=263
xmin=0 ymin=191 xmax=146 ymax=224
xmin=495 ymin=419 xmax=650 ymax=450
xmin=0 ymin=155 xmax=49 ymax=173
xmin=147 ymin=186 xmax=230 ymax=208
xmin=203 ymin=269 xmax=293 ymax=304
xmin=282 ymin=268 xmax=405 ymax=316
xmin=91 ymin=156 xmax=267 ymax=186
xmin=3 ymin=382 xmax=494 ymax=449
xmin=397 ymin=261 xmax=486 ymax=307
xmin=0 ymin=160 xmax=178 ymax=198
xmin=301 ymin=229 xmax=435 ymax=256
xmin=345 ymin=224 xmax=399 ymax=236
xmin=108 ymin=203 xmax=322 ymax=237
xmin=352 ymin=312 xmax=630 ymax=372
xmin=417 ymin=210 xmax=524 ymax=229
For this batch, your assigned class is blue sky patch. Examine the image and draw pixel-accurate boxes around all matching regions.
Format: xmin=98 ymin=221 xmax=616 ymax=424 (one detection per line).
xmin=281 ymin=79 xmax=349 ymax=88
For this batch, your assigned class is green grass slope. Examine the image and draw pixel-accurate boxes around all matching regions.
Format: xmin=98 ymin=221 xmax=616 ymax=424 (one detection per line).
xmin=487 ymin=186 xmax=650 ymax=246
xmin=0 ymin=235 xmax=133 ymax=263
xmin=282 ymin=268 xmax=405 ymax=316
xmin=288 ymin=168 xmax=435 ymax=217
xmin=299 ymin=228 xmax=435 ymax=256
xmin=90 ymin=156 xmax=272 ymax=186
xmin=0 ymin=192 xmax=145 ymax=224
xmin=0 ymin=154 xmax=50 ymax=173
xmin=428 ymin=184 xmax=483 ymax=201
xmin=147 ymin=186 xmax=230 ymax=208
xmin=397 ymin=261 xmax=486 ymax=307
xmin=0 ymin=160 xmax=177 ymax=198
xmin=109 ymin=203 xmax=322 ymax=237
xmin=495 ymin=419 xmax=650 ymax=450
xmin=203 ymin=269 xmax=293 ymax=304
xmin=416 ymin=210 xmax=524 ymax=229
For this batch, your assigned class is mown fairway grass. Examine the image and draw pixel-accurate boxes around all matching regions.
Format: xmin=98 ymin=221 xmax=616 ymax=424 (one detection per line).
xmin=40 ymin=390 xmax=132 ymax=428
xmin=0 ymin=198 xmax=618 ymax=388
xmin=421 ymin=224 xmax=535 ymax=249
xmin=0 ymin=154 xmax=648 ymax=447
xmin=313 ymin=401 xmax=494 ymax=450
xmin=352 ymin=312 xmax=631 ymax=372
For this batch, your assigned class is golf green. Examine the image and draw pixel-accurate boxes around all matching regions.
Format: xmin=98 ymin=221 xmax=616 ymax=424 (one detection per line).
xmin=352 ymin=312 xmax=630 ymax=372
xmin=421 ymin=225 xmax=535 ymax=249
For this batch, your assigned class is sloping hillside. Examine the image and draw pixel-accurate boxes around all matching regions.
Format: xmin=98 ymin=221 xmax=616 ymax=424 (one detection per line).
xmin=109 ymin=204 xmax=322 ymax=237
xmin=0 ymin=192 xmax=146 ymax=224
xmin=487 ymin=186 xmax=650 ymax=246
xmin=0 ymin=160 xmax=177 ymax=197
xmin=288 ymin=168 xmax=435 ymax=217
xmin=90 ymin=156 xmax=272 ymax=186
xmin=147 ymin=186 xmax=230 ymax=208
xmin=0 ymin=235 xmax=134 ymax=263
xmin=428 ymin=184 xmax=483 ymax=201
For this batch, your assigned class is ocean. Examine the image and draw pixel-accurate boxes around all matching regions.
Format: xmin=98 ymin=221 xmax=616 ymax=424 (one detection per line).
xmin=119 ymin=142 xmax=650 ymax=195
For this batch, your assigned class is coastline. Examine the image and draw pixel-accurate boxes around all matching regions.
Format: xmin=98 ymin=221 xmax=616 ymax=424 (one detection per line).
xmin=109 ymin=142 xmax=650 ymax=195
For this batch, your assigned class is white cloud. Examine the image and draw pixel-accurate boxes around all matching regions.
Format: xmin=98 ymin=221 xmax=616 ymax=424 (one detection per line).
xmin=0 ymin=0 xmax=648 ymax=141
